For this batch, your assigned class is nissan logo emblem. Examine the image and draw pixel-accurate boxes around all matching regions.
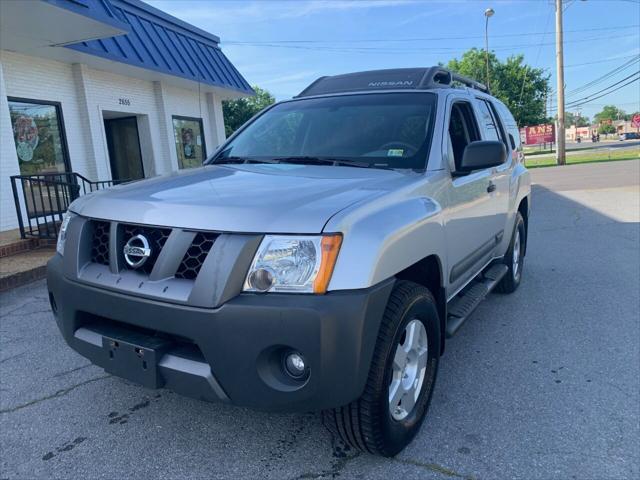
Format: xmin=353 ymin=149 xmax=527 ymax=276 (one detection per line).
xmin=123 ymin=234 xmax=151 ymax=268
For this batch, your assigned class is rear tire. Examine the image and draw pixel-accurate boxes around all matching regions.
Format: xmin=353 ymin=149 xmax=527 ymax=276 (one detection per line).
xmin=322 ymin=280 xmax=441 ymax=457
xmin=496 ymin=212 xmax=526 ymax=294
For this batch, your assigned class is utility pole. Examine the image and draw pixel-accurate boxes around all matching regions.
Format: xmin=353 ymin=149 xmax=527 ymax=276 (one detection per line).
xmin=555 ymin=0 xmax=566 ymax=165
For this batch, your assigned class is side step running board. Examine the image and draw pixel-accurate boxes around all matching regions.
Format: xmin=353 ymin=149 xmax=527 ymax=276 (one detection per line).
xmin=446 ymin=264 xmax=508 ymax=337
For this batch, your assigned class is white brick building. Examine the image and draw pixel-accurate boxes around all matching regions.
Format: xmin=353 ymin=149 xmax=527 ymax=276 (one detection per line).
xmin=0 ymin=0 xmax=252 ymax=234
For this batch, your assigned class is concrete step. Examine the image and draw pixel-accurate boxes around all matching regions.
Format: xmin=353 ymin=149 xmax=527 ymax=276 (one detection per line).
xmin=0 ymin=248 xmax=55 ymax=292
xmin=0 ymin=229 xmax=55 ymax=258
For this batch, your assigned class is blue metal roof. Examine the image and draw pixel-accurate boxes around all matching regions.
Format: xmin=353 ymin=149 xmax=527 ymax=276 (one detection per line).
xmin=64 ymin=0 xmax=253 ymax=95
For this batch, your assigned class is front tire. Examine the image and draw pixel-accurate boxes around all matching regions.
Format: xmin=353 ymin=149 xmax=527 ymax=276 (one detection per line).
xmin=496 ymin=212 xmax=526 ymax=294
xmin=322 ymin=280 xmax=441 ymax=457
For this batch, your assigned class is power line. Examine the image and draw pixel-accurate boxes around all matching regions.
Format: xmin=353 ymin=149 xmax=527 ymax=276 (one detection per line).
xmin=225 ymin=32 xmax=635 ymax=54
xmin=517 ymin=3 xmax=553 ymax=111
xmin=223 ymin=24 xmax=639 ymax=45
xmin=567 ymin=56 xmax=640 ymax=97
xmin=566 ymin=77 xmax=640 ymax=109
xmin=565 ymin=55 xmax=640 ymax=68
xmin=566 ymin=72 xmax=640 ymax=106
xmin=550 ymin=74 xmax=640 ymax=110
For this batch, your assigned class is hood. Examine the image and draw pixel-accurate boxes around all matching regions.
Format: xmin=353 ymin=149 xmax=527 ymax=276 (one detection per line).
xmin=70 ymin=164 xmax=417 ymax=233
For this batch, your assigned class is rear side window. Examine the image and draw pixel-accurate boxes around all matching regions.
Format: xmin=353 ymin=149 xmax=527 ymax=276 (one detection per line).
xmin=494 ymin=101 xmax=523 ymax=157
xmin=475 ymin=98 xmax=505 ymax=144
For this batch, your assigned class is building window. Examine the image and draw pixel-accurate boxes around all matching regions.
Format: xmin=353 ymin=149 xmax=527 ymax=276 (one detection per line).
xmin=8 ymin=98 xmax=70 ymax=175
xmin=172 ymin=116 xmax=206 ymax=169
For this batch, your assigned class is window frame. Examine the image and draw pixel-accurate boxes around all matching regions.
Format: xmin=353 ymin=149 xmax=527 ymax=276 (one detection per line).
xmin=446 ymin=99 xmax=482 ymax=174
xmin=7 ymin=96 xmax=72 ymax=174
xmin=475 ymin=97 xmax=508 ymax=147
xmin=172 ymin=115 xmax=207 ymax=169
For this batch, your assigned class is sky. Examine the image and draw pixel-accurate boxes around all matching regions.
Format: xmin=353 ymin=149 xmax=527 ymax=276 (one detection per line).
xmin=148 ymin=0 xmax=640 ymax=120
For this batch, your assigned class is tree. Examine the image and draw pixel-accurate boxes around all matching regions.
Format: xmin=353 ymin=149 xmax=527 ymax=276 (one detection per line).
xmin=564 ymin=111 xmax=590 ymax=127
xmin=598 ymin=124 xmax=616 ymax=135
xmin=446 ymin=48 xmax=550 ymax=127
xmin=222 ymin=86 xmax=275 ymax=136
xmin=594 ymin=105 xmax=625 ymax=124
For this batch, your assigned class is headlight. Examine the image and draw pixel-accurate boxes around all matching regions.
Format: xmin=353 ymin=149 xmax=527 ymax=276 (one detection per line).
xmin=56 ymin=211 xmax=75 ymax=256
xmin=244 ymin=234 xmax=342 ymax=294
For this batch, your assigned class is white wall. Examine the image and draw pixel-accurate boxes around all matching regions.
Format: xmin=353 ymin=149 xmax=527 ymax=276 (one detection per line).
xmin=2 ymin=51 xmax=93 ymax=178
xmin=0 ymin=59 xmax=20 ymax=231
xmin=0 ymin=50 xmax=229 ymax=232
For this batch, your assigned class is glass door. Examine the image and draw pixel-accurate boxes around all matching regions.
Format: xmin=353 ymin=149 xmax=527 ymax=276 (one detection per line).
xmin=104 ymin=116 xmax=145 ymax=181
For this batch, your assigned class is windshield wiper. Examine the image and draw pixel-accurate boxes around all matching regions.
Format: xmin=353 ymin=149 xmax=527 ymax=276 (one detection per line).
xmin=271 ymin=156 xmax=371 ymax=169
xmin=210 ymin=156 xmax=279 ymax=165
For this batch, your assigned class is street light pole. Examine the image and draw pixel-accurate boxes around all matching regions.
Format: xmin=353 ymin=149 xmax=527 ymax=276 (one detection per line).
xmin=555 ymin=0 xmax=566 ymax=165
xmin=484 ymin=8 xmax=494 ymax=91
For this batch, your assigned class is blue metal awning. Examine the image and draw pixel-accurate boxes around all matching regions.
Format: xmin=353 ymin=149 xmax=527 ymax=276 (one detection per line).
xmin=0 ymin=0 xmax=128 ymax=51
xmin=65 ymin=0 xmax=253 ymax=95
xmin=44 ymin=0 xmax=131 ymax=34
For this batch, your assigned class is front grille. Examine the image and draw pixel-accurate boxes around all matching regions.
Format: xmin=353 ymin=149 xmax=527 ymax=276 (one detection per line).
xmin=175 ymin=232 xmax=218 ymax=280
xmin=87 ymin=220 xmax=217 ymax=281
xmin=90 ymin=221 xmax=110 ymax=265
xmin=121 ymin=224 xmax=171 ymax=275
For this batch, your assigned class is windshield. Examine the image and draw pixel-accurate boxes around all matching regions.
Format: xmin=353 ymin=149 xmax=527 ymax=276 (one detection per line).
xmin=210 ymin=92 xmax=437 ymax=169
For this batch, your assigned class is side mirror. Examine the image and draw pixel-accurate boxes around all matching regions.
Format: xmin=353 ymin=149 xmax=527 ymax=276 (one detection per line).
xmin=458 ymin=140 xmax=506 ymax=173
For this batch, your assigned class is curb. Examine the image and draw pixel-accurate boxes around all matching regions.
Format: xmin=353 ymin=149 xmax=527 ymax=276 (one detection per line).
xmin=0 ymin=265 xmax=48 ymax=293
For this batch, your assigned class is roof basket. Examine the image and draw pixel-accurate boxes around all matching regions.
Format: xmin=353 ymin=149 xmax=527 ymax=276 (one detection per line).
xmin=296 ymin=66 xmax=489 ymax=98
xmin=450 ymin=72 xmax=489 ymax=93
xmin=419 ymin=67 xmax=489 ymax=93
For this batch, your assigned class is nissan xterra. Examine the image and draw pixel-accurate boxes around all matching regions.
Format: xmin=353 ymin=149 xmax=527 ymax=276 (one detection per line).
xmin=48 ymin=67 xmax=531 ymax=456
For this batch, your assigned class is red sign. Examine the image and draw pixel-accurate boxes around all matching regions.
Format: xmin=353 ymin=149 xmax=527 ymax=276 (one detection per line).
xmin=524 ymin=124 xmax=555 ymax=145
xmin=632 ymin=114 xmax=640 ymax=128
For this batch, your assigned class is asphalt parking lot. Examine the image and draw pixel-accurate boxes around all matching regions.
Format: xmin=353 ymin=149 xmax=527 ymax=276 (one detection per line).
xmin=1 ymin=160 xmax=639 ymax=479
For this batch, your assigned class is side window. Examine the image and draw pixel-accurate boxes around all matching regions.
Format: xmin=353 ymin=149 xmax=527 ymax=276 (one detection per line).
xmin=475 ymin=98 xmax=503 ymax=143
xmin=448 ymin=101 xmax=480 ymax=171
xmin=494 ymin=101 xmax=523 ymax=161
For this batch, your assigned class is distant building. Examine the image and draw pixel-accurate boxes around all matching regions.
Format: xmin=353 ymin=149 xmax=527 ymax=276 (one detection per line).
xmin=565 ymin=125 xmax=594 ymax=141
xmin=613 ymin=120 xmax=639 ymax=134
xmin=0 ymin=0 xmax=252 ymax=233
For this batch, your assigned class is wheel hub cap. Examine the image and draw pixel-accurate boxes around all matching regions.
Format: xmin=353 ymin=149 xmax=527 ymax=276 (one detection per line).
xmin=389 ymin=319 xmax=429 ymax=421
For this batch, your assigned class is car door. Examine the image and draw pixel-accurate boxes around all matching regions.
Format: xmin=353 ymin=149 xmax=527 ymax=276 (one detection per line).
xmin=474 ymin=97 xmax=511 ymax=242
xmin=443 ymin=96 xmax=503 ymax=297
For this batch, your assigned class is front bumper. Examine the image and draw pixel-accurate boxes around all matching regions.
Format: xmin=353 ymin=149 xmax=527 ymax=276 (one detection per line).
xmin=47 ymin=255 xmax=393 ymax=412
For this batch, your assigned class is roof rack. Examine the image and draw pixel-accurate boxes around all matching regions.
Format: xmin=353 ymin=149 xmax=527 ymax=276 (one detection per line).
xmin=296 ymin=66 xmax=489 ymax=98
xmin=449 ymin=72 xmax=489 ymax=93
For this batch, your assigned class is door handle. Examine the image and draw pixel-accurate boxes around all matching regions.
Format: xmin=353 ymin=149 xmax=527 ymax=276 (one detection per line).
xmin=487 ymin=181 xmax=496 ymax=193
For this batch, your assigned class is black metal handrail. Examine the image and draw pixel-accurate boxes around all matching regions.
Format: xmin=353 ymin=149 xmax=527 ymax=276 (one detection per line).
xmin=10 ymin=172 xmax=124 ymax=240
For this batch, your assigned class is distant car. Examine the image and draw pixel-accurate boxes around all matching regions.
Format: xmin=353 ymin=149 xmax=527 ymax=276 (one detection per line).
xmin=619 ymin=132 xmax=639 ymax=140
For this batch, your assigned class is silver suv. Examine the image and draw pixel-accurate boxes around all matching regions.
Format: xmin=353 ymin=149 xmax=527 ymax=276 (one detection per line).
xmin=48 ymin=67 xmax=531 ymax=456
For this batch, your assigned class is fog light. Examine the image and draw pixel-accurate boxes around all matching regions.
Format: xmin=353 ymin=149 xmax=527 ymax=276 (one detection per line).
xmin=284 ymin=352 xmax=306 ymax=378
xmin=248 ymin=268 xmax=275 ymax=292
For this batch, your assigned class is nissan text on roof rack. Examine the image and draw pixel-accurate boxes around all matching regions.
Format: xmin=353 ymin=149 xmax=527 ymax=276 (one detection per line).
xmin=47 ymin=66 xmax=531 ymax=456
